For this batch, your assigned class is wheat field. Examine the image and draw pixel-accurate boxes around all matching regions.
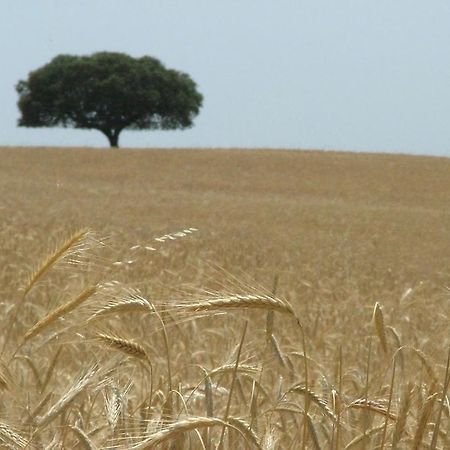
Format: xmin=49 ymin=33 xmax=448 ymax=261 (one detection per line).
xmin=0 ymin=146 xmax=449 ymax=449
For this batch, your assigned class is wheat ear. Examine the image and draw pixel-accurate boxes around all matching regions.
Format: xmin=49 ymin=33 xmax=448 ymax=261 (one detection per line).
xmin=208 ymin=363 xmax=259 ymax=378
xmin=184 ymin=363 xmax=259 ymax=410
xmin=397 ymin=347 xmax=439 ymax=385
xmin=97 ymin=333 xmax=148 ymax=361
xmin=347 ymin=399 xmax=397 ymax=420
xmin=0 ymin=422 xmax=29 ymax=449
xmin=23 ymin=228 xmax=91 ymax=297
xmin=0 ymin=361 xmax=12 ymax=391
xmin=373 ymin=302 xmax=388 ymax=353
xmin=88 ymin=294 xmax=153 ymax=322
xmin=286 ymin=384 xmax=337 ymax=422
xmin=24 ymin=285 xmax=97 ymax=341
xmin=36 ymin=366 xmax=97 ymax=429
xmin=1 ymin=229 xmax=94 ymax=357
xmin=104 ymin=385 xmax=123 ymax=430
xmin=172 ymin=294 xmax=294 ymax=315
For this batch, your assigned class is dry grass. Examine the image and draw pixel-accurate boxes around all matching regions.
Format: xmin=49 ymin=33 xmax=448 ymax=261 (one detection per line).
xmin=0 ymin=146 xmax=449 ymax=448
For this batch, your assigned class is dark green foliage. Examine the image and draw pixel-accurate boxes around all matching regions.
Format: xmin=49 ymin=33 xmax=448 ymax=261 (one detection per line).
xmin=16 ymin=52 xmax=203 ymax=147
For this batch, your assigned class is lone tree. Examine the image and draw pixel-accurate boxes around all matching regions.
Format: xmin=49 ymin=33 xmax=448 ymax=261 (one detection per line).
xmin=16 ymin=52 xmax=203 ymax=147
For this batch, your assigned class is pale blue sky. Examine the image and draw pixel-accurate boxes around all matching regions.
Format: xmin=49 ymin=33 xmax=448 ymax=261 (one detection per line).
xmin=2 ymin=0 xmax=450 ymax=155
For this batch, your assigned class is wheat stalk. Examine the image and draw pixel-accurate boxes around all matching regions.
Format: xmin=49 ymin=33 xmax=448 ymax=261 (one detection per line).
xmin=343 ymin=424 xmax=385 ymax=450
xmin=392 ymin=382 xmax=412 ymax=449
xmin=430 ymin=348 xmax=450 ymax=450
xmin=305 ymin=412 xmax=321 ymax=450
xmin=270 ymin=334 xmax=287 ymax=368
xmin=69 ymin=425 xmax=96 ymax=450
xmin=412 ymin=392 xmax=438 ymax=449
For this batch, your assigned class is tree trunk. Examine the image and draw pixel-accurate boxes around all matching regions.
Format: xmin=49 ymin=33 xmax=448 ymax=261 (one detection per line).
xmin=102 ymin=128 xmax=121 ymax=148
xmin=107 ymin=131 xmax=120 ymax=148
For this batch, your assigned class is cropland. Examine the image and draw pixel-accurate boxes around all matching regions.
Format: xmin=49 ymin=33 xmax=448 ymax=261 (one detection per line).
xmin=0 ymin=146 xmax=449 ymax=449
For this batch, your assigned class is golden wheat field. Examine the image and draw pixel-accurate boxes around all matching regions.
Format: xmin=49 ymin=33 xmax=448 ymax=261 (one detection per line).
xmin=0 ymin=146 xmax=449 ymax=449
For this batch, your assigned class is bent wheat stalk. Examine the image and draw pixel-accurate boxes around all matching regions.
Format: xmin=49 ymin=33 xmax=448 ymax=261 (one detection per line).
xmin=129 ymin=416 xmax=262 ymax=450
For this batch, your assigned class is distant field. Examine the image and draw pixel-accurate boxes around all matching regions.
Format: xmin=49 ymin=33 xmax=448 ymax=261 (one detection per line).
xmin=0 ymin=146 xmax=449 ymax=448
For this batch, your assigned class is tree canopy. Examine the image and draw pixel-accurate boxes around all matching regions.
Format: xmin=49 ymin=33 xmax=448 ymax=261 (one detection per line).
xmin=16 ymin=52 xmax=203 ymax=147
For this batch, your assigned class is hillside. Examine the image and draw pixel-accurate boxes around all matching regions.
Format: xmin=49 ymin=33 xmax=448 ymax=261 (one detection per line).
xmin=0 ymin=146 xmax=449 ymax=448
